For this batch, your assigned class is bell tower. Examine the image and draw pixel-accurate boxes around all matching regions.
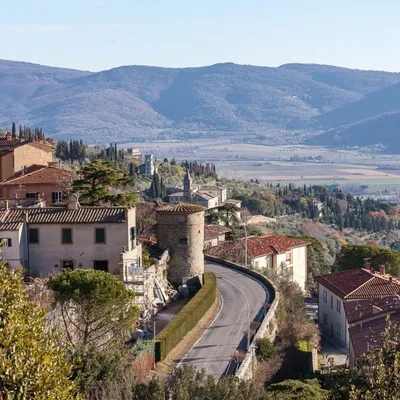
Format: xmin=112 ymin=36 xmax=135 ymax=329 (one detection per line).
xmin=183 ymin=169 xmax=192 ymax=200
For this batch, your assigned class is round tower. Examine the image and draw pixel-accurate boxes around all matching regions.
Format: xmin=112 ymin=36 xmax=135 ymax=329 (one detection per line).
xmin=156 ymin=202 xmax=205 ymax=288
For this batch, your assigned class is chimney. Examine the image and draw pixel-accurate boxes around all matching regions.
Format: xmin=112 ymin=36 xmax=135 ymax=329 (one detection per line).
xmin=4 ymin=200 xmax=9 ymax=211
xmin=67 ymin=194 xmax=80 ymax=210
xmin=6 ymin=132 xmax=12 ymax=141
xmin=379 ymin=265 xmax=386 ymax=275
xmin=364 ymin=258 xmax=372 ymax=271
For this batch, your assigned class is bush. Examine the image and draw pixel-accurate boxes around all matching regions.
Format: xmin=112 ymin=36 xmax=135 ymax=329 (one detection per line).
xmin=155 ymin=272 xmax=216 ymax=361
xmin=255 ymin=338 xmax=275 ymax=361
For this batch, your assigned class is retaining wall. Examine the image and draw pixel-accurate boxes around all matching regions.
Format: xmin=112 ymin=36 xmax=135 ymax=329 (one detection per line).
xmin=204 ymin=255 xmax=280 ymax=380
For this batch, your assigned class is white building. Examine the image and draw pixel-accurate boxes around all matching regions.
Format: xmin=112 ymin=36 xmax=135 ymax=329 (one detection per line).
xmin=245 ymin=235 xmax=309 ymax=291
xmin=315 ymin=267 xmax=400 ymax=349
xmin=144 ymin=154 xmax=156 ymax=176
xmin=210 ymin=235 xmax=310 ymax=291
xmin=0 ymin=198 xmax=142 ymax=278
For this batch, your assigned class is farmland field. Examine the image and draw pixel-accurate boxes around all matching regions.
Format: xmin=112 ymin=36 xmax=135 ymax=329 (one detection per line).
xmin=124 ymin=140 xmax=400 ymax=192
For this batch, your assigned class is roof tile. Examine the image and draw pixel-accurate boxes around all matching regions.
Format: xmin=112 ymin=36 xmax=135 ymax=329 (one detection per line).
xmin=157 ymin=202 xmax=206 ymax=213
xmin=315 ymin=269 xmax=400 ymax=299
xmin=1 ymin=165 xmax=73 ymax=185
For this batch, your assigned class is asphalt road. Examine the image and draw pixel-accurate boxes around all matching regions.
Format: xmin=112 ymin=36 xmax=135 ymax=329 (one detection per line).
xmin=178 ymin=261 xmax=269 ymax=380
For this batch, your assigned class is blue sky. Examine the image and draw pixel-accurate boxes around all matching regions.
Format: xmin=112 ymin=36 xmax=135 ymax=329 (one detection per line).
xmin=0 ymin=0 xmax=398 ymax=72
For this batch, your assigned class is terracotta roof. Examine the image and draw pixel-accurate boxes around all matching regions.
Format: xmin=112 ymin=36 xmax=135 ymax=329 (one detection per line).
xmin=157 ymin=202 xmax=206 ymax=214
xmin=238 ymin=235 xmax=310 ymax=257
xmin=25 ymin=141 xmax=54 ymax=153
xmin=349 ymin=312 xmax=400 ymax=361
xmin=315 ymin=269 xmax=400 ymax=299
xmin=0 ymin=137 xmax=21 ymax=152
xmin=199 ymin=185 xmax=226 ymax=192
xmin=0 ymin=139 xmax=54 ymax=154
xmin=344 ymin=296 xmax=400 ymax=324
xmin=1 ymin=165 xmax=74 ymax=185
xmin=0 ymin=207 xmax=128 ymax=225
xmin=0 ymin=209 xmax=22 ymax=230
xmin=204 ymin=224 xmax=232 ymax=240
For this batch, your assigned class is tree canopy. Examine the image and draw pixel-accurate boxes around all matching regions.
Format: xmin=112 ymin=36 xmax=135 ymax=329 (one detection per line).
xmin=0 ymin=264 xmax=79 ymax=399
xmin=48 ymin=269 xmax=138 ymax=349
xmin=335 ymin=244 xmax=400 ymax=276
xmin=72 ymin=159 xmax=137 ymax=206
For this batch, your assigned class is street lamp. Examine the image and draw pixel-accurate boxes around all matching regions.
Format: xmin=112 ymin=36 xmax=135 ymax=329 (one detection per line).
xmin=239 ymin=214 xmax=248 ymax=268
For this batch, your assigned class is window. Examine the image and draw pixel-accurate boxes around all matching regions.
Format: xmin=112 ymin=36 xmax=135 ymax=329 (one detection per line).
xmin=286 ymin=266 xmax=294 ymax=281
xmin=1 ymin=238 xmax=12 ymax=247
xmin=26 ymin=192 xmax=37 ymax=199
xmin=323 ymin=313 xmax=328 ymax=326
xmin=179 ymin=237 xmax=189 ymax=246
xmin=62 ymin=228 xmax=73 ymax=244
xmin=28 ymin=228 xmax=39 ymax=244
xmin=336 ymin=299 xmax=341 ymax=313
xmin=285 ymin=252 xmax=292 ymax=263
xmin=95 ymin=228 xmax=106 ymax=244
xmin=331 ymin=295 xmax=333 ymax=309
xmin=52 ymin=191 xmax=63 ymax=204
xmin=93 ymin=260 xmax=109 ymax=272
xmin=336 ymin=323 xmax=341 ymax=337
xmin=130 ymin=226 xmax=136 ymax=249
xmin=323 ymin=290 xmax=327 ymax=303
xmin=62 ymin=260 xmax=74 ymax=270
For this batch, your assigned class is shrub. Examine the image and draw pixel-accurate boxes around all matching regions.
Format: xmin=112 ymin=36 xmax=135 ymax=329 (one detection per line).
xmin=155 ymin=272 xmax=216 ymax=361
xmin=255 ymin=338 xmax=275 ymax=361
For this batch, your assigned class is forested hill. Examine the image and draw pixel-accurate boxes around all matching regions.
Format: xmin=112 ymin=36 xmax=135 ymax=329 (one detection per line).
xmin=0 ymin=59 xmax=399 ymax=145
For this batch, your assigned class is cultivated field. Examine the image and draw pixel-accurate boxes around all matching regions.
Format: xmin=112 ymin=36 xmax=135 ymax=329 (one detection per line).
xmin=124 ymin=140 xmax=400 ymax=192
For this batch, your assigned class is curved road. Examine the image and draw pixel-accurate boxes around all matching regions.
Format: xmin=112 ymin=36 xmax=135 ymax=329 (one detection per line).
xmin=178 ymin=261 xmax=269 ymax=380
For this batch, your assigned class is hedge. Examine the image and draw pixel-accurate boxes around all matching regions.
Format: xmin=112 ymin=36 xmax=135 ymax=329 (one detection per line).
xmin=155 ymin=272 xmax=217 ymax=361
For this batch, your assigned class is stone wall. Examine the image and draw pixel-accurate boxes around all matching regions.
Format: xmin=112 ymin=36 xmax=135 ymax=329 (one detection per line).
xmin=204 ymin=255 xmax=280 ymax=380
xmin=156 ymin=211 xmax=204 ymax=285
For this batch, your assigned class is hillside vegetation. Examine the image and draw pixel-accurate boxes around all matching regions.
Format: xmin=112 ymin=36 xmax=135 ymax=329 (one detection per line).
xmin=1 ymin=59 xmax=400 ymax=146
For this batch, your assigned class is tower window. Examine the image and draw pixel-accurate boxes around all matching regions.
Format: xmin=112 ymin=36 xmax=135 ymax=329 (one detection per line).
xmin=179 ymin=238 xmax=188 ymax=246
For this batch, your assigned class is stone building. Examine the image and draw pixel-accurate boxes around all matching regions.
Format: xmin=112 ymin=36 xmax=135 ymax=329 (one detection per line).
xmin=156 ymin=202 xmax=205 ymax=288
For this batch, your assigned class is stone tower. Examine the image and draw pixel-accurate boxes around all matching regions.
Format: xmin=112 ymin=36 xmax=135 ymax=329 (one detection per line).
xmin=183 ymin=169 xmax=192 ymax=200
xmin=144 ymin=154 xmax=155 ymax=176
xmin=156 ymin=203 xmax=205 ymax=288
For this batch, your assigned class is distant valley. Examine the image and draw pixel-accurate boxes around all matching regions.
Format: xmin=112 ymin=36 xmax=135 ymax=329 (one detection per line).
xmin=0 ymin=59 xmax=399 ymax=150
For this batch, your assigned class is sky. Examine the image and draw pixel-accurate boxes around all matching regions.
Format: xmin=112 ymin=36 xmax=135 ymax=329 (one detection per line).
xmin=0 ymin=0 xmax=399 ymax=72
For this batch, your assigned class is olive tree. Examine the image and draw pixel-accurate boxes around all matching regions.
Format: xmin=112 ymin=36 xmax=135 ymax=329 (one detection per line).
xmin=0 ymin=263 xmax=79 ymax=399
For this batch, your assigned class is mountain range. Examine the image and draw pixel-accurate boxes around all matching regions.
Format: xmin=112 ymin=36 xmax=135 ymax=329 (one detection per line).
xmin=0 ymin=59 xmax=399 ymax=149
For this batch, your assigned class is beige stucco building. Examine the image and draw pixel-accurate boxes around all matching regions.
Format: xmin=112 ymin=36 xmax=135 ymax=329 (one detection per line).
xmin=0 ymin=135 xmax=54 ymax=181
xmin=0 ymin=199 xmax=142 ymax=277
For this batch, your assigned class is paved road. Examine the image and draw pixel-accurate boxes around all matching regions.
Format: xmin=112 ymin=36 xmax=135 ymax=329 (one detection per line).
xmin=178 ymin=261 xmax=269 ymax=380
